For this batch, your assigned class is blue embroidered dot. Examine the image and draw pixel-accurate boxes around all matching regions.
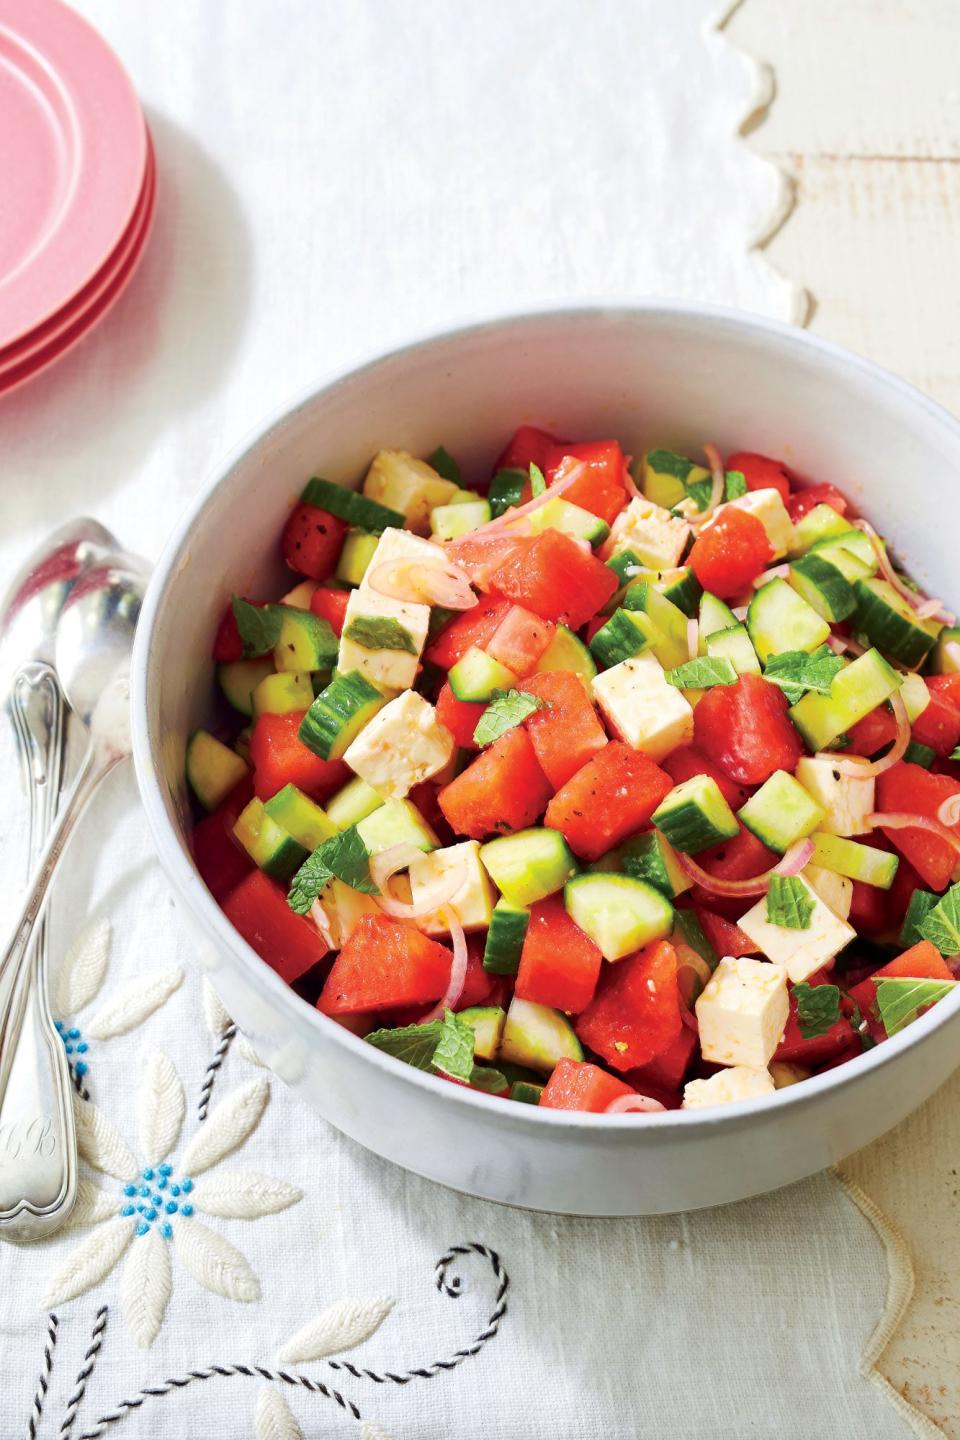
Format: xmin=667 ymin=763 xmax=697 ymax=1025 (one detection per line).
xmin=157 ymin=1176 xmax=167 ymax=1190
xmin=181 ymin=1178 xmax=193 ymax=1193
xmin=165 ymin=1200 xmax=178 ymax=1214
xmin=120 ymin=1205 xmax=135 ymax=1217
xmin=123 ymin=1184 xmax=136 ymax=1197
xmin=76 ymin=1041 xmax=89 ymax=1053
xmin=142 ymin=1167 xmax=154 ymax=1181
xmin=64 ymin=1044 xmax=73 ymax=1055
xmin=158 ymin=1163 xmax=172 ymax=1176
xmin=67 ymin=1027 xmax=80 ymax=1040
xmin=160 ymin=1222 xmax=173 ymax=1239
xmin=180 ymin=1203 xmax=193 ymax=1217
xmin=135 ymin=1222 xmax=150 ymax=1237
xmin=144 ymin=1208 xmax=157 ymax=1222
xmin=170 ymin=1184 xmax=180 ymax=1197
xmin=136 ymin=1204 xmax=145 ymax=1214
xmin=75 ymin=1061 xmax=88 ymax=1077
xmin=138 ymin=1185 xmax=149 ymax=1197
xmin=55 ymin=1020 xmax=64 ymax=1032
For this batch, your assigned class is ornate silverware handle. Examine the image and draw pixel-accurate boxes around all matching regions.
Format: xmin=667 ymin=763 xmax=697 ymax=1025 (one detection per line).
xmin=0 ymin=661 xmax=77 ymax=1240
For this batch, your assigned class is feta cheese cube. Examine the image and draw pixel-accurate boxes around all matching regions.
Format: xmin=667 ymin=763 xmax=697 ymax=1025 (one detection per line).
xmin=737 ymin=877 xmax=856 ymax=983
xmin=605 ymin=497 xmax=690 ymax=570
xmin=795 ymin=756 xmax=874 ymax=836
xmin=591 ymin=652 xmax=694 ymax=760
xmin=804 ymin=863 xmax=853 ymax=921
xmin=409 ymin=840 xmax=495 ymax=936
xmin=719 ymin=488 xmax=794 ymax=559
xmin=363 ymin=450 xmax=458 ymax=534
xmin=695 ymin=956 xmax=789 ymax=1070
xmin=338 ymin=588 xmax=430 ymax=692
xmin=682 ymin=1066 xmax=776 ymax=1109
xmin=343 ymin=691 xmax=455 ymax=799
xmin=359 ymin=527 xmax=443 ymax=593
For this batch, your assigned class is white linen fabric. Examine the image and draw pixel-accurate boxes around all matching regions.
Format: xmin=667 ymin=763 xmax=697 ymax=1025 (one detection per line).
xmin=0 ymin=2 xmax=928 ymax=1437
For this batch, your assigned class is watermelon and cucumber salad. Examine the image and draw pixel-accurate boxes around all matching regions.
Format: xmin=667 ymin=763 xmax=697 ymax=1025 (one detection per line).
xmin=187 ymin=430 xmax=960 ymax=1114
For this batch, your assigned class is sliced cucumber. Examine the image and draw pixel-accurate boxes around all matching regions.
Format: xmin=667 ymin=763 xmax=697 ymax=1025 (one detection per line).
xmin=789 ymin=646 xmax=901 ymax=751
xmin=589 ymin=608 xmax=649 ymax=670
xmin=482 ymin=898 xmax=530 ymax=974
xmin=457 ymin=1005 xmax=507 ymax=1060
xmin=251 ymin=670 xmax=314 ymax=717
xmin=488 ymin=468 xmax=528 ymax=518
xmin=809 ymin=832 xmax=899 ymax=889
xmin=499 ymin=997 xmax=583 ymax=1073
xmin=652 ymin=774 xmax=739 ymax=855
xmin=335 ymin=531 xmax=380 ymax=587
xmin=325 ymin=775 xmax=385 ymax=830
xmin=705 ymin=623 xmax=761 ymax=676
xmin=737 ymin=769 xmax=824 ymax=853
xmin=233 ymin=798 xmax=308 ymax=880
xmin=264 ymin=783 xmax=338 ymax=850
xmin=788 ymin=503 xmax=851 ymax=556
xmin=479 ymin=828 xmax=578 ymax=907
xmin=900 ymin=672 xmax=930 ymax=723
xmin=528 ymin=495 xmax=610 ymax=547
xmin=788 ymin=554 xmax=856 ymax=623
xmin=564 ymin=873 xmax=674 ymax=961
xmin=356 ymin=798 xmax=438 ymax=854
xmin=186 ymin=731 xmax=248 ymax=811
xmin=671 ymin=908 xmax=719 ymax=970
xmin=301 ymin=476 xmax=404 ymax=532
xmin=658 ymin=565 xmax=702 ymax=618
xmin=448 ymin=645 xmax=518 ymax=702
xmin=903 ymin=740 xmax=936 ymax=768
xmin=620 ymin=830 xmax=693 ymax=899
xmin=273 ymin=609 xmax=338 ymax=673
xmin=510 ymin=1080 xmax=545 ymax=1104
xmin=622 ymin=582 xmax=689 ymax=668
xmin=643 ymin=448 xmax=707 ymax=509
xmin=854 ymin=577 xmax=942 ymax=668
xmin=536 ymin=625 xmax=597 ymax=679
xmin=809 ymin=541 xmax=874 ymax=584
xmin=299 ymin=670 xmax=386 ymax=759
xmin=934 ymin=625 xmax=960 ymax=674
xmin=606 ymin=547 xmax=646 ymax=587
xmin=430 ymin=500 xmax=491 ymax=541
xmin=218 ymin=657 xmax=275 ymax=716
xmin=812 ymin=527 xmax=877 ymax=573
xmin=698 ymin=591 xmax=738 ymax=649
xmin=747 ymin=577 xmax=830 ymax=664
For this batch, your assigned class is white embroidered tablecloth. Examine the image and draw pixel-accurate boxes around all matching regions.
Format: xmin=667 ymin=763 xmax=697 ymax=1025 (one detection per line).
xmin=0 ymin=2 xmax=942 ymax=1436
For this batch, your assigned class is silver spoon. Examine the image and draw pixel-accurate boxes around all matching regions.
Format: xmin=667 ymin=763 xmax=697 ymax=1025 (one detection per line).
xmin=0 ymin=543 xmax=147 ymax=1240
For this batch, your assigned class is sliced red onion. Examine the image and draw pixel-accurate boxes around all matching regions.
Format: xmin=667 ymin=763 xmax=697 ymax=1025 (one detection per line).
xmin=676 ymin=837 xmax=815 ymax=898
xmin=938 ymin=794 xmax=960 ymax=827
xmin=367 ymin=559 xmax=477 ymax=611
xmin=370 ymin=844 xmax=469 ymax=920
xmin=687 ymin=618 xmax=699 ymax=662
xmin=688 ymin=442 xmax=725 ymax=530
xmin=914 ymin=596 xmax=954 ymax=623
xmin=853 ymin=521 xmax=955 ymax=624
xmin=421 ymin=908 xmax=469 ymax=1023
xmin=622 ymin=460 xmax=642 ymax=500
xmin=457 ymin=462 xmax=587 ymax=538
xmin=605 ymin=1093 xmax=667 ymax=1114
xmin=816 ymin=691 xmax=910 ymax=778
xmin=675 ymin=943 xmax=711 ymax=1012
xmin=752 ymin=563 xmax=790 ymax=589
xmin=868 ymin=811 xmax=960 ymax=853
xmin=826 ymin=633 xmax=866 ymax=657
xmin=732 ymin=605 xmax=749 ymax=622
xmin=309 ymin=899 xmax=335 ymax=951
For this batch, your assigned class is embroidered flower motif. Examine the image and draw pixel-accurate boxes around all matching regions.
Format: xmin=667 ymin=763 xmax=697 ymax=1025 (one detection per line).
xmin=42 ymin=1050 xmax=301 ymax=1345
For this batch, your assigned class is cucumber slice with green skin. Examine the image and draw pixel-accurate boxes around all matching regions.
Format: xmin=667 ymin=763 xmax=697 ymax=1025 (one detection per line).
xmin=252 ymin=671 xmax=314 ymax=717
xmin=325 ymin=775 xmax=385 ymax=830
xmin=853 ymin=578 xmax=942 ymax=668
xmin=218 ymin=657 xmax=275 ymax=716
xmin=300 ymin=477 xmax=404 ymax=533
xmin=788 ymin=554 xmax=857 ymax=623
xmin=335 ymin=531 xmax=380 ymax=587
xmin=479 ymin=828 xmax=578 ymax=907
xmin=482 ymin=898 xmax=530 ymax=974
xmin=789 ymin=647 xmax=902 ymax=751
xmin=651 ymin=774 xmax=740 ymax=855
xmin=671 ymin=908 xmax=719 ymax=970
xmin=186 ymin=731 xmax=248 ymax=811
xmin=622 ymin=582 xmax=689 ymax=668
xmin=747 ymin=577 xmax=831 ymax=664
xmin=448 ymin=646 xmax=518 ymax=702
xmin=643 ymin=449 xmax=707 ymax=509
xmin=809 ymin=832 xmax=899 ymax=889
xmin=536 ymin=625 xmax=597 ymax=679
xmin=430 ymin=500 xmax=492 ymax=541
xmin=620 ymin=831 xmax=693 ymax=899
xmin=903 ymin=740 xmax=936 ymax=768
xmin=808 ymin=540 xmax=874 ymax=584
xmin=811 ymin=527 xmax=878 ymax=572
xmin=510 ymin=1080 xmax=545 ymax=1104
xmin=299 ymin=671 xmax=386 ymax=759
xmin=488 ymin=468 xmax=528 ymax=518
xmin=499 ymin=997 xmax=583 ymax=1073
xmin=900 ymin=672 xmax=930 ymax=721
xmin=264 ymin=783 xmax=338 ymax=850
xmin=606 ymin=547 xmax=646 ymax=587
xmin=457 ymin=1005 xmax=506 ymax=1060
xmin=900 ymin=888 xmax=939 ymax=947
xmin=564 ymin=873 xmax=674 ymax=961
xmin=589 ymin=608 xmax=649 ymax=670
xmin=273 ymin=610 xmax=339 ymax=673
xmin=737 ymin=770 xmax=825 ymax=854
xmin=933 ymin=625 xmax=960 ymax=674
xmin=788 ymin=503 xmax=851 ymax=556
xmin=658 ymin=566 xmax=702 ymax=618
xmin=698 ymin=591 xmax=738 ymax=649
xmin=233 ymin=798 xmax=308 ymax=880
xmin=705 ymin=623 xmax=761 ymax=676
xmin=356 ymin=798 xmax=438 ymax=854
xmin=528 ymin=496 xmax=610 ymax=548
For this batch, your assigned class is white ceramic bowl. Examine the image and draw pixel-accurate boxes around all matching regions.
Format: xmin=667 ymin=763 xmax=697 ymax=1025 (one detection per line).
xmin=132 ymin=303 xmax=960 ymax=1216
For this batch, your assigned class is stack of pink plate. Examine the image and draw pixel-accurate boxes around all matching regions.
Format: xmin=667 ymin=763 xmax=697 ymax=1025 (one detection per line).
xmin=0 ymin=0 xmax=154 ymax=395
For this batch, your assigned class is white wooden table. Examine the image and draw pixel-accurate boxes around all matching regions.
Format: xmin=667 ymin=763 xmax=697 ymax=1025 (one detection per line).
xmin=730 ymin=4 xmax=960 ymax=1430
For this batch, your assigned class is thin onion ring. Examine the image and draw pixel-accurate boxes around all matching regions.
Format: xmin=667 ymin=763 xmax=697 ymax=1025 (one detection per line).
xmin=677 ymin=837 xmax=815 ymax=898
xmin=622 ymin=458 xmax=642 ymax=500
xmin=853 ymin=520 xmax=955 ymax=624
xmin=456 ymin=461 xmax=587 ymax=538
xmin=367 ymin=558 xmax=477 ymax=611
xmin=421 ymin=908 xmax=469 ymax=1023
xmin=826 ymin=633 xmax=866 ymax=657
xmin=868 ymin=811 xmax=960 ymax=853
xmin=309 ymin=898 xmax=335 ymax=951
xmin=752 ymin=563 xmax=791 ymax=589
xmin=938 ymin=794 xmax=960 ymax=827
xmin=675 ymin=942 xmax=711 ymax=1012
xmin=688 ymin=442 xmax=725 ymax=530
xmin=816 ymin=691 xmax=910 ymax=778
xmin=605 ymin=1093 xmax=667 ymax=1114
xmin=370 ymin=844 xmax=469 ymax=921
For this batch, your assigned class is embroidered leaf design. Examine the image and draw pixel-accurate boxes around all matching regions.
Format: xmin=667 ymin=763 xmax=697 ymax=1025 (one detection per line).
xmin=192 ymin=1170 xmax=302 ymax=1220
xmin=179 ymin=1076 xmax=269 ymax=1176
xmin=276 ymin=1297 xmax=395 ymax=1362
xmin=54 ymin=916 xmax=111 ymax=1017
xmin=360 ymin=1423 xmax=396 ymax=1440
xmin=202 ymin=979 xmax=232 ymax=1036
xmin=138 ymin=1050 xmax=185 ymax=1165
xmin=41 ymin=1215 xmax=134 ymax=1307
xmin=120 ymin=1226 xmax=171 ymax=1347
xmin=174 ymin=1216 xmax=260 ymax=1302
xmin=255 ymin=1386 xmax=304 ymax=1440
xmin=64 ymin=1179 xmax=116 ymax=1229
xmin=86 ymin=965 xmax=183 ymax=1040
xmin=73 ymin=1094 xmax=137 ymax=1179
xmin=237 ymin=1035 xmax=266 ymax=1068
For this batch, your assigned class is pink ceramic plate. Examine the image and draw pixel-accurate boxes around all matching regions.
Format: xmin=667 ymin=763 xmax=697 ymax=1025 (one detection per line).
xmin=0 ymin=133 xmax=155 ymax=372
xmin=0 ymin=0 xmax=146 ymax=350
xmin=0 ymin=145 xmax=155 ymax=397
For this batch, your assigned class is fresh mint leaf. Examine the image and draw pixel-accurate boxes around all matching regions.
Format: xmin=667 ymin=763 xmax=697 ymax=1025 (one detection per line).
xmin=903 ymin=741 xmax=936 ymax=768
xmin=287 ymin=824 xmax=378 ymax=914
xmin=685 ymin=477 xmax=714 ymax=511
xmin=793 ymin=982 xmax=841 ymax=1039
xmin=469 ymin=1065 xmax=508 ymax=1093
xmin=365 ymin=1011 xmax=478 ymax=1084
xmin=876 ymin=977 xmax=957 ymax=1037
xmin=919 ymin=882 xmax=960 ymax=956
xmin=664 ymin=657 xmax=738 ymax=690
xmin=762 ymin=645 xmax=845 ymax=704
xmin=529 ymin=462 xmax=547 ymax=497
xmin=951 ymin=745 xmax=960 ymax=762
xmin=685 ymin=470 xmax=745 ymax=511
xmin=231 ymin=596 xmax=283 ymax=657
xmin=428 ymin=445 xmax=460 ymax=484
xmin=431 ymin=1009 xmax=476 ymax=1081
xmin=646 ymin=448 xmax=696 ymax=482
xmin=724 ymin=469 xmax=748 ymax=500
xmin=473 ymin=688 xmax=545 ymax=747
xmin=766 ymin=875 xmax=814 ymax=930
xmin=900 ymin=888 xmax=939 ymax=948
xmin=343 ymin=615 xmax=418 ymax=654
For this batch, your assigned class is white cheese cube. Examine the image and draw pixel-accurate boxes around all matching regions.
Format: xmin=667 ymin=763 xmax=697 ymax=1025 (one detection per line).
xmin=682 ymin=1066 xmax=776 ymax=1109
xmin=795 ymin=756 xmax=874 ymax=836
xmin=803 ymin=863 xmax=853 ymax=921
xmin=718 ymin=488 xmax=794 ymax=559
xmin=737 ymin=877 xmax=856 ymax=983
xmin=343 ymin=690 xmax=455 ymax=799
xmin=591 ymin=652 xmax=694 ymax=760
xmin=363 ymin=450 xmax=458 ymax=534
xmin=695 ymin=956 xmax=789 ymax=1070
xmin=338 ymin=588 xmax=430 ymax=692
xmin=359 ymin=527 xmax=443 ymax=593
xmin=605 ymin=497 xmax=690 ymax=570
xmin=410 ymin=840 xmax=495 ymax=936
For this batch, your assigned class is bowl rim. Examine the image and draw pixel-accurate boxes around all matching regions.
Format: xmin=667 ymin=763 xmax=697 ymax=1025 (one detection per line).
xmin=131 ymin=297 xmax=960 ymax=1133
